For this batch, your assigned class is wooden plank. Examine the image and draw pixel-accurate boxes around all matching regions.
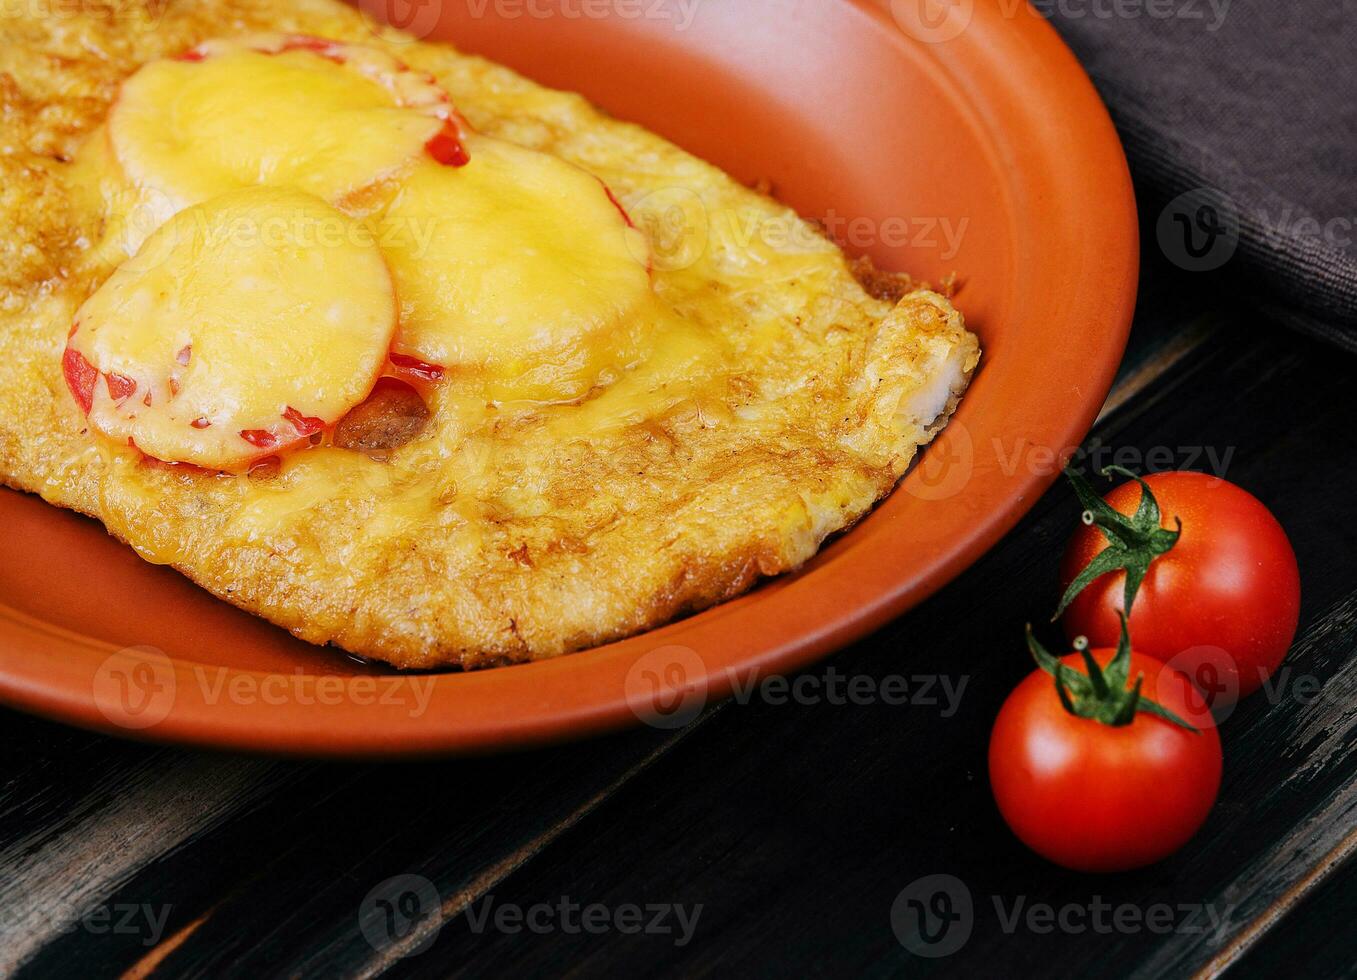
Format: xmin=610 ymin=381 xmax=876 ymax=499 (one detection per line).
xmin=0 ymin=711 xmax=295 ymax=976
xmin=336 ymin=323 xmax=1357 ymax=977
xmin=1223 ymin=852 xmax=1357 ymax=979
xmin=1135 ymin=594 xmax=1357 ymax=978
xmin=1098 ymin=314 xmax=1217 ymax=424
xmin=1102 ymin=244 xmax=1222 ymax=402
xmin=6 ymin=722 xmax=707 ymax=978
xmin=0 ymin=257 xmax=1281 ymax=978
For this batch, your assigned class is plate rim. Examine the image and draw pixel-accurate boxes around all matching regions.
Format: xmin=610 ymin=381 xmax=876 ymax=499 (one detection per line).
xmin=0 ymin=0 xmax=1140 ymax=756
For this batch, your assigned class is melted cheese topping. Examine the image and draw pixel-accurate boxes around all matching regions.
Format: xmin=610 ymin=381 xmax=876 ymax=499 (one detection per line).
xmin=108 ymin=38 xmax=448 ymax=240
xmin=79 ymin=41 xmax=681 ymax=424
xmin=380 ymin=137 xmax=654 ymax=402
xmin=62 ymin=36 xmax=929 ymax=481
xmin=67 ymin=186 xmax=397 ymax=470
xmin=81 ymin=40 xmax=673 ymax=420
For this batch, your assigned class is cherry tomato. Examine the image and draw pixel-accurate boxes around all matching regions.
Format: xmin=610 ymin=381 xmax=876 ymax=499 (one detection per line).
xmin=990 ymin=644 xmax=1222 ymax=872
xmin=1060 ymin=471 xmax=1300 ymax=702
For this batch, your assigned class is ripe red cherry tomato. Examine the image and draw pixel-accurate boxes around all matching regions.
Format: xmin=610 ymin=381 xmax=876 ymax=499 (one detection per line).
xmin=1060 ymin=471 xmax=1300 ymax=702
xmin=989 ymin=642 xmax=1222 ymax=872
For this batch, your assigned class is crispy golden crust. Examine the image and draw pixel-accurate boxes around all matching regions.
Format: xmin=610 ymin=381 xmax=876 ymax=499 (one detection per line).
xmin=0 ymin=0 xmax=979 ymax=669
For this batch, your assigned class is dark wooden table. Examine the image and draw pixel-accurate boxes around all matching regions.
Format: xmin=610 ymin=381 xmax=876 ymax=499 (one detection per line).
xmin=3 ymin=233 xmax=1354 ymax=978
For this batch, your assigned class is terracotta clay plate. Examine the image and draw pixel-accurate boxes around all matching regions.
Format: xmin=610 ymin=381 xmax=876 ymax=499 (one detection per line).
xmin=0 ymin=0 xmax=1138 ymax=756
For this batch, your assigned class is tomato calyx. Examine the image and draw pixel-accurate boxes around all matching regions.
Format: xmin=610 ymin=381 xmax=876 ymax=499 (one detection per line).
xmin=1027 ymin=615 xmax=1199 ymax=732
xmin=1053 ymin=465 xmax=1182 ymax=620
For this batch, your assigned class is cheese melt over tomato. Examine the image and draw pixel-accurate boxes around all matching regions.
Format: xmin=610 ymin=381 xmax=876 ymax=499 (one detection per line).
xmin=64 ymin=187 xmax=397 ymax=470
xmin=70 ymin=36 xmax=669 ymax=468
xmin=108 ymin=34 xmax=458 ymax=241
xmin=379 ymin=135 xmax=654 ymax=403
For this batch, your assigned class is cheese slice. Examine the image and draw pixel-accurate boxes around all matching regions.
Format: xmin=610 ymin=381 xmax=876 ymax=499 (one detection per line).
xmin=107 ymin=34 xmax=456 ymax=241
xmin=64 ymin=186 xmax=398 ymax=471
xmin=379 ymin=135 xmax=655 ymax=403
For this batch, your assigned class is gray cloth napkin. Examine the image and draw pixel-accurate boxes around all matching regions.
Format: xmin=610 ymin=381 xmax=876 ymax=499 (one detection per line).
xmin=1046 ymin=0 xmax=1356 ymax=347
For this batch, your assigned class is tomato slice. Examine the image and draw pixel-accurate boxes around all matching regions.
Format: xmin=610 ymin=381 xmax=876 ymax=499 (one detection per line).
xmin=65 ymin=187 xmax=398 ymax=471
xmin=62 ymin=346 xmax=98 ymax=415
